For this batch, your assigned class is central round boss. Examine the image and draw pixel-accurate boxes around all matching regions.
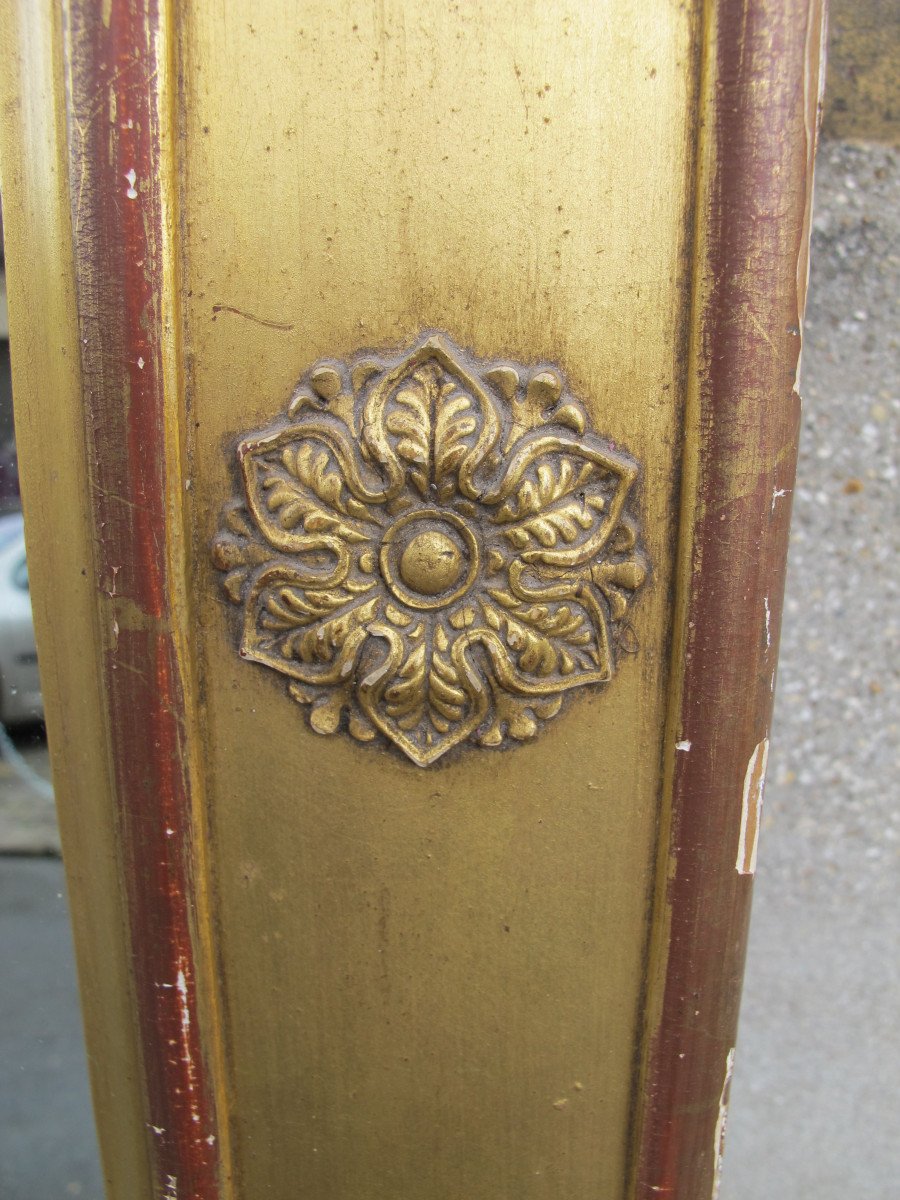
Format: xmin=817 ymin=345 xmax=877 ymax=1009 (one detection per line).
xmin=400 ymin=530 xmax=462 ymax=595
xmin=380 ymin=508 xmax=479 ymax=610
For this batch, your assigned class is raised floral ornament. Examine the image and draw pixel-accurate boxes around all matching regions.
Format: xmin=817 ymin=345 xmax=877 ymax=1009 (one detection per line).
xmin=213 ymin=334 xmax=647 ymax=765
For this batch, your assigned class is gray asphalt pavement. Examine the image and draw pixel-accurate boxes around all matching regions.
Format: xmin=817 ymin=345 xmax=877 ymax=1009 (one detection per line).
xmin=0 ymin=140 xmax=896 ymax=1199
xmin=721 ymin=141 xmax=899 ymax=1198
xmin=0 ymin=857 xmax=103 ymax=1199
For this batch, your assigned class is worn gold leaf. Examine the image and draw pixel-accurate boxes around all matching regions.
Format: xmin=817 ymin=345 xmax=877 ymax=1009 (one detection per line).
xmin=215 ymin=333 xmax=647 ymax=765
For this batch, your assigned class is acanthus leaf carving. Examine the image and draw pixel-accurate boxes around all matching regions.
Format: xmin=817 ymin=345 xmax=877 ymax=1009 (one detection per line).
xmin=213 ymin=333 xmax=648 ymax=766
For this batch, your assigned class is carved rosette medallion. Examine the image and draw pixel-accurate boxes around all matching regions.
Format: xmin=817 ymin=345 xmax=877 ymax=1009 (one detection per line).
xmin=213 ymin=334 xmax=647 ymax=766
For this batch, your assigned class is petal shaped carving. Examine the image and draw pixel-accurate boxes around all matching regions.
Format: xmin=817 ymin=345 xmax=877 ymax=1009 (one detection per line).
xmin=214 ymin=333 xmax=648 ymax=766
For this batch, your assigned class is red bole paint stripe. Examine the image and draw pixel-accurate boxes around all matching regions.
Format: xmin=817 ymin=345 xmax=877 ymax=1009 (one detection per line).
xmin=63 ymin=1 xmax=220 ymax=1195
xmin=632 ymin=2 xmax=824 ymax=1197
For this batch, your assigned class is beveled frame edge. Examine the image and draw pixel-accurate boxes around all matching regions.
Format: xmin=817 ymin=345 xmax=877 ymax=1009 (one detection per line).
xmin=629 ymin=1 xmax=827 ymax=1196
xmin=0 ymin=0 xmax=232 ymax=1196
xmin=58 ymin=0 xmax=231 ymax=1194
xmin=0 ymin=2 xmax=157 ymax=1196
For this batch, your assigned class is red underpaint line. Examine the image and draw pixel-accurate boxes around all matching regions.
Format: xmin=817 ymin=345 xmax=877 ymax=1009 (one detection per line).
xmin=633 ymin=2 xmax=820 ymax=1196
xmin=64 ymin=1 xmax=220 ymax=1195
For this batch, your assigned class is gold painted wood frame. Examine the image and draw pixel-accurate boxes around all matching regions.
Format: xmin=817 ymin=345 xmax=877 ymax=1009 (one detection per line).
xmin=0 ymin=1 xmax=825 ymax=1198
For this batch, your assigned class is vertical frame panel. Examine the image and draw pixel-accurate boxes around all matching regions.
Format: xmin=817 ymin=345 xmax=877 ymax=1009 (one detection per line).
xmin=632 ymin=1 xmax=826 ymax=1195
